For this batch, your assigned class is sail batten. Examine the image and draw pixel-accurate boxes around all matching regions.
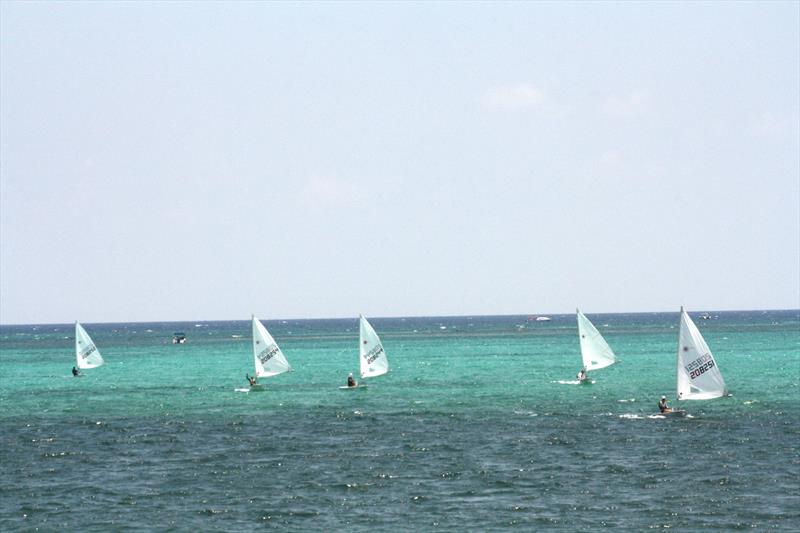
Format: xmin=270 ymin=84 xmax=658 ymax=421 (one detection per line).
xmin=676 ymin=307 xmax=727 ymax=401
xmin=576 ymin=309 xmax=615 ymax=371
xmin=359 ymin=315 xmax=388 ymax=379
xmin=75 ymin=322 xmax=104 ymax=369
xmin=252 ymin=316 xmax=292 ymax=378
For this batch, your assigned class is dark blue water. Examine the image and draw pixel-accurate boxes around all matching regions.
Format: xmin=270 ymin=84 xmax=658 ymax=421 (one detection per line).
xmin=1 ymin=311 xmax=798 ymax=530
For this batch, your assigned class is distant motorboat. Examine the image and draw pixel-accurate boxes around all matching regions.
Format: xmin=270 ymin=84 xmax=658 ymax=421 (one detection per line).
xmin=172 ymin=332 xmax=186 ymax=344
xmin=535 ymin=316 xmax=551 ymax=322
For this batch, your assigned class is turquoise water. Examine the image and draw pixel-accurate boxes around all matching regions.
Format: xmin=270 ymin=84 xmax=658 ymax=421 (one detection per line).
xmin=1 ymin=310 xmax=798 ymax=530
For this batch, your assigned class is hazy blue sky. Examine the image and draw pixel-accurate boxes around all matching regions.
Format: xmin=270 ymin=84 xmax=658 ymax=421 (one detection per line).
xmin=1 ymin=1 xmax=798 ymax=324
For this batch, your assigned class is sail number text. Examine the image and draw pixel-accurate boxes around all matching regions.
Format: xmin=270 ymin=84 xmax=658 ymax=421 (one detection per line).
xmin=685 ymin=353 xmax=715 ymax=380
xmin=364 ymin=345 xmax=384 ymax=365
xmin=258 ymin=344 xmax=280 ymax=364
xmin=80 ymin=345 xmax=97 ymax=360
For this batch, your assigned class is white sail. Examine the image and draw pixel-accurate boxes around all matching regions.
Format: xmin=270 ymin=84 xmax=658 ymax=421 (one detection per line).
xmin=359 ymin=315 xmax=388 ymax=379
xmin=75 ymin=322 xmax=104 ymax=369
xmin=252 ymin=315 xmax=292 ymax=378
xmin=676 ymin=307 xmax=727 ymax=400
xmin=577 ymin=309 xmax=616 ymax=371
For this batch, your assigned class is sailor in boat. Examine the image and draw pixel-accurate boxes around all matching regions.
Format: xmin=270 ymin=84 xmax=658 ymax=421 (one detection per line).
xmin=246 ymin=373 xmax=257 ymax=387
xmin=347 ymin=372 xmax=357 ymax=388
xmin=576 ymin=367 xmax=588 ymax=382
xmin=658 ymin=396 xmax=670 ymax=413
xmin=72 ymin=366 xmax=80 ymax=377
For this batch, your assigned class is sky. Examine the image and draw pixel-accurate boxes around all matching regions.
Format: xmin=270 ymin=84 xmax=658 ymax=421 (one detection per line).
xmin=1 ymin=1 xmax=798 ymax=324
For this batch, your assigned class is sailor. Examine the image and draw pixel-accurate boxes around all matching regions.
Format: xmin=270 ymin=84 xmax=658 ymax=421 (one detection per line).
xmin=577 ymin=367 xmax=587 ymax=381
xmin=347 ymin=373 xmax=356 ymax=388
xmin=72 ymin=366 xmax=80 ymax=377
xmin=246 ymin=373 xmax=257 ymax=386
xmin=658 ymin=396 xmax=669 ymax=413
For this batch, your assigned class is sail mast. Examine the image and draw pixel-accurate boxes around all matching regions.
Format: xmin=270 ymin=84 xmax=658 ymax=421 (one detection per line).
xmin=676 ymin=306 xmax=684 ymax=402
xmin=75 ymin=321 xmax=80 ymax=369
xmin=251 ymin=314 xmax=259 ymax=376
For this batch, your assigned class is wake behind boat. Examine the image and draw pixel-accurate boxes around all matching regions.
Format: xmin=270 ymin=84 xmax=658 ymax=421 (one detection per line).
xmin=555 ymin=378 xmax=596 ymax=386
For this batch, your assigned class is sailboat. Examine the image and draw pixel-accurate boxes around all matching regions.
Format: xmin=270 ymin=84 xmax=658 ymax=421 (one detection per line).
xmin=575 ymin=308 xmax=616 ymax=383
xmin=659 ymin=306 xmax=728 ymax=416
xmin=248 ymin=315 xmax=292 ymax=391
xmin=341 ymin=315 xmax=389 ymax=389
xmin=75 ymin=322 xmax=104 ymax=373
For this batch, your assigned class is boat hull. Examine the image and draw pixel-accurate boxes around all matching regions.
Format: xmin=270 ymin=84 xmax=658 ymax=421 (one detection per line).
xmin=339 ymin=384 xmax=368 ymax=390
xmin=249 ymin=384 xmax=266 ymax=392
xmin=656 ymin=409 xmax=687 ymax=417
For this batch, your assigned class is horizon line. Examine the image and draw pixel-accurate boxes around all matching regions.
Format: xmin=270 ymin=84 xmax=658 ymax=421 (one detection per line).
xmin=1 ymin=307 xmax=798 ymax=328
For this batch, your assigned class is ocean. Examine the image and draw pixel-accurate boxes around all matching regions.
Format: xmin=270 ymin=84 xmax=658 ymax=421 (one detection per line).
xmin=1 ymin=310 xmax=798 ymax=531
